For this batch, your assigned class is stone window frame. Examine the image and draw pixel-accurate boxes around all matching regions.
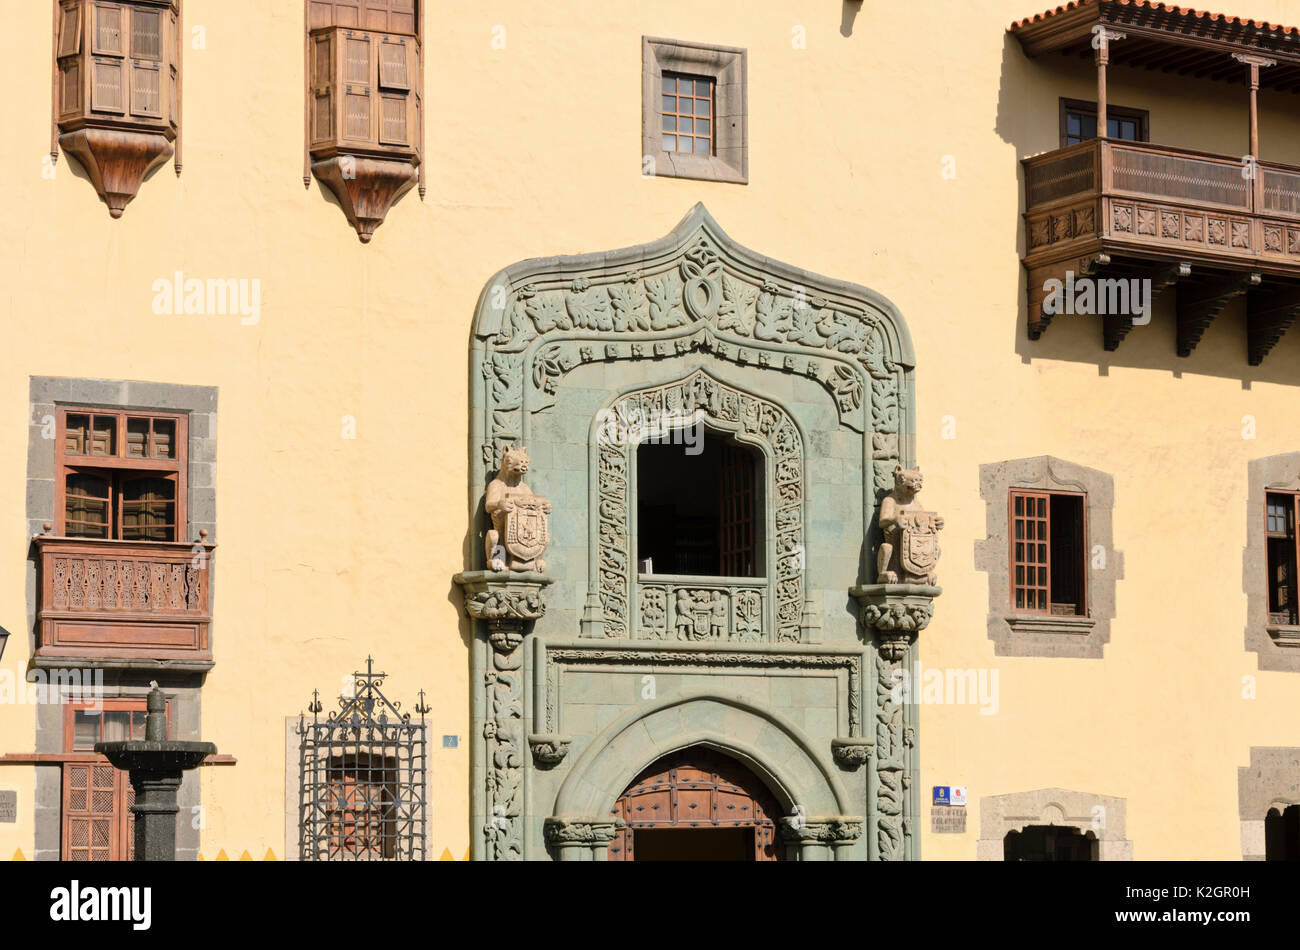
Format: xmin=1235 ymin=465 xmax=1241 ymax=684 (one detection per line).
xmin=975 ymin=456 xmax=1121 ymax=659
xmin=1239 ymin=747 xmax=1300 ymax=860
xmin=27 ymin=376 xmax=217 ymax=663
xmin=642 ymin=37 xmax=747 ymax=184
xmin=1244 ymin=453 xmax=1300 ymax=672
xmin=976 ymin=788 xmax=1132 ymax=861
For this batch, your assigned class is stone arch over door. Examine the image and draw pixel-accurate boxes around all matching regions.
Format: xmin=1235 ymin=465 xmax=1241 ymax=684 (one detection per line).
xmin=546 ymin=691 xmax=861 ymax=861
xmin=589 ymin=369 xmax=806 ymax=643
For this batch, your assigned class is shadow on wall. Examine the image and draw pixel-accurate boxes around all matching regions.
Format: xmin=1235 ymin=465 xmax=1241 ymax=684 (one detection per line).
xmin=992 ymin=31 xmax=1300 ymax=389
xmin=840 ymin=1 xmax=860 ymax=38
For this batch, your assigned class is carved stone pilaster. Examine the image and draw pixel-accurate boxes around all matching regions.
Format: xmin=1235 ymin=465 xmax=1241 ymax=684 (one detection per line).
xmin=850 ymin=583 xmax=939 ymax=862
xmin=544 ymin=816 xmax=624 ymax=861
xmin=830 ymin=736 xmax=872 ymax=769
xmin=528 ymin=733 xmax=570 ymax=766
xmin=455 ymin=571 xmax=553 ymax=861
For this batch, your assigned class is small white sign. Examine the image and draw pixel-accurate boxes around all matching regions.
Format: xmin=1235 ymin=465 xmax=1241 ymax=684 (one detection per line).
xmin=951 ymin=786 xmax=967 ymax=806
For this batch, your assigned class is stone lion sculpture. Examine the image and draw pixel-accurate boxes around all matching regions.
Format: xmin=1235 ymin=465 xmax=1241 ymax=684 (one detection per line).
xmin=485 ymin=446 xmax=553 ymax=573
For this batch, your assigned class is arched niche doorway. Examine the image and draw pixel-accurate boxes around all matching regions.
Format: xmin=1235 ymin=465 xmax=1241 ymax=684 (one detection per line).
xmin=1003 ymin=824 xmax=1098 ymax=862
xmin=1265 ymin=804 xmax=1300 ymax=860
xmin=608 ymin=746 xmax=783 ymax=861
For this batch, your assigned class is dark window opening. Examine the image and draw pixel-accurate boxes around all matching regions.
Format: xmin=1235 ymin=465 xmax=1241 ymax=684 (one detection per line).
xmin=1266 ymin=492 xmax=1299 ymax=625
xmin=637 ymin=432 xmax=762 ymax=577
xmin=1004 ymin=825 xmax=1098 ymax=862
xmin=1011 ymin=490 xmax=1086 ymax=616
xmin=1060 ymin=98 xmax=1149 ymax=147
xmin=1265 ymin=805 xmax=1300 ymax=861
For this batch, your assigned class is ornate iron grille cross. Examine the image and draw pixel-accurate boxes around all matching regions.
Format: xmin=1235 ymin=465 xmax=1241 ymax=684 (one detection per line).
xmin=297 ymin=657 xmax=430 ymax=861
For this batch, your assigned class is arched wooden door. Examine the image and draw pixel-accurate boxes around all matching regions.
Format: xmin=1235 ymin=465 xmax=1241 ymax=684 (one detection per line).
xmin=608 ymin=747 xmax=782 ymax=861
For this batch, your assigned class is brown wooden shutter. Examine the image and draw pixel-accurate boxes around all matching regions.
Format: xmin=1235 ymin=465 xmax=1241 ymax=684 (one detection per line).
xmin=343 ymin=32 xmax=373 ymax=142
xmin=90 ymin=2 xmax=126 ymax=114
xmin=129 ymin=6 xmax=162 ymax=118
xmin=58 ymin=2 xmax=83 ymax=58
xmin=311 ymin=32 xmax=334 ymax=143
xmin=1010 ymin=491 xmax=1051 ymax=612
xmin=719 ymin=443 xmax=757 ymax=577
xmin=63 ymin=762 xmax=119 ymax=861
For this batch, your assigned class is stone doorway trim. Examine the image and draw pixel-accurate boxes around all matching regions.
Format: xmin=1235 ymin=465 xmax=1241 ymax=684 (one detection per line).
xmin=976 ymin=788 xmax=1132 ymax=860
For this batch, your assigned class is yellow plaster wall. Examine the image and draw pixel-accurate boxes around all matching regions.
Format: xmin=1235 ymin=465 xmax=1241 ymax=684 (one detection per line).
xmin=3 ymin=0 xmax=1300 ymax=860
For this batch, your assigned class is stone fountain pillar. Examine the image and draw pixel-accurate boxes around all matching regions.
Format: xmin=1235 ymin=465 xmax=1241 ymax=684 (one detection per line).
xmin=96 ymin=684 xmax=217 ymax=861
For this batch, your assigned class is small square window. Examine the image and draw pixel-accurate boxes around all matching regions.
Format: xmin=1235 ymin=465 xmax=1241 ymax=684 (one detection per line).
xmin=643 ymin=37 xmax=747 ymax=184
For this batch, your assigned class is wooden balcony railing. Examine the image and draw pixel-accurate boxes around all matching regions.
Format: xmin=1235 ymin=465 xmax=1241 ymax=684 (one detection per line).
xmin=1023 ymin=139 xmax=1300 ymax=361
xmin=34 ymin=536 xmax=215 ymax=666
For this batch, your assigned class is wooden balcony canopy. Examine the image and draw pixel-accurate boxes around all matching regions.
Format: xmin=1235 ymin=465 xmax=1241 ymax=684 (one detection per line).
xmin=1011 ymin=1 xmax=1300 ymax=91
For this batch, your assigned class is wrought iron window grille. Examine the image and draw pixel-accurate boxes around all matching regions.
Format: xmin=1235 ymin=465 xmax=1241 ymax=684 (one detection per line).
xmin=296 ymin=657 xmax=429 ymax=861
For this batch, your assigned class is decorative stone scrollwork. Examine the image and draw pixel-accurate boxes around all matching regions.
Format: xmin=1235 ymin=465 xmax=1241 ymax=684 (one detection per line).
xmin=528 ymin=734 xmax=570 ymax=767
xmin=779 ymin=816 xmax=865 ymax=843
xmin=831 ymin=737 xmax=873 ymax=769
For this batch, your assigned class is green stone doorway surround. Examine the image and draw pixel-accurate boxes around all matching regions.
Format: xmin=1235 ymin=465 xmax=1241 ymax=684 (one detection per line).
xmin=461 ymin=205 xmax=929 ymax=861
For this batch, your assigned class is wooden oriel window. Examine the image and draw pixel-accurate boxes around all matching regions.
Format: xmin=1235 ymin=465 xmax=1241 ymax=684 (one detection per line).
xmin=661 ymin=72 xmax=714 ymax=156
xmin=61 ymin=698 xmax=169 ymax=862
xmin=1266 ymin=492 xmax=1300 ymax=624
xmin=56 ymin=407 xmax=187 ymax=541
xmin=57 ymin=1 xmax=179 ymax=126
xmin=1010 ymin=489 xmax=1087 ymax=616
xmin=308 ymin=2 xmax=422 ymax=155
xmin=1060 ymin=98 xmax=1148 ymax=147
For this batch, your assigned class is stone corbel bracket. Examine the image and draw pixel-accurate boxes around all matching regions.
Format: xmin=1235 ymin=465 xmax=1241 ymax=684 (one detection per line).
xmin=830 ymin=736 xmax=872 ymax=769
xmin=528 ymin=733 xmax=570 ymax=767
xmin=453 ymin=570 xmax=554 ymax=634
xmin=850 ymin=583 xmax=942 ymax=657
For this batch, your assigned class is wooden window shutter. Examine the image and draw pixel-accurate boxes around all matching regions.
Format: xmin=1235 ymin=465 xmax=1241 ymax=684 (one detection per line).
xmin=378 ymin=38 xmax=409 ymax=90
xmin=168 ymin=9 xmax=179 ymax=127
xmin=129 ymin=7 xmax=163 ymax=118
xmin=312 ymin=33 xmax=334 ymax=143
xmin=58 ymin=2 xmax=83 ymax=58
xmin=62 ymin=763 xmax=119 ymax=861
xmin=1010 ymin=490 xmax=1051 ymax=613
xmin=92 ymin=3 xmax=124 ymax=56
xmin=718 ymin=442 xmax=757 ymax=577
xmin=90 ymin=3 xmax=126 ymax=115
xmin=343 ymin=33 xmax=373 ymax=141
xmin=61 ymin=59 xmax=82 ymax=115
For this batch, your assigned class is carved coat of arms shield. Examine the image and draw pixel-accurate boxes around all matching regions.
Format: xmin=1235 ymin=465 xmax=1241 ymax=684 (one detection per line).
xmin=505 ymin=501 xmax=550 ymax=560
xmin=899 ymin=513 xmax=939 ymax=577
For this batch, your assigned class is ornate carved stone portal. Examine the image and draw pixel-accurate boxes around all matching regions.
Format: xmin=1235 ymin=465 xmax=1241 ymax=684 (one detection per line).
xmin=463 ymin=204 xmax=932 ymax=861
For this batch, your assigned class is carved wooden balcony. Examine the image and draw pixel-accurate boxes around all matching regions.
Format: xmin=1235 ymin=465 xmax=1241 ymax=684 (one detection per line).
xmin=34 ymin=536 xmax=215 ymax=668
xmin=1023 ymin=139 xmax=1300 ymax=363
